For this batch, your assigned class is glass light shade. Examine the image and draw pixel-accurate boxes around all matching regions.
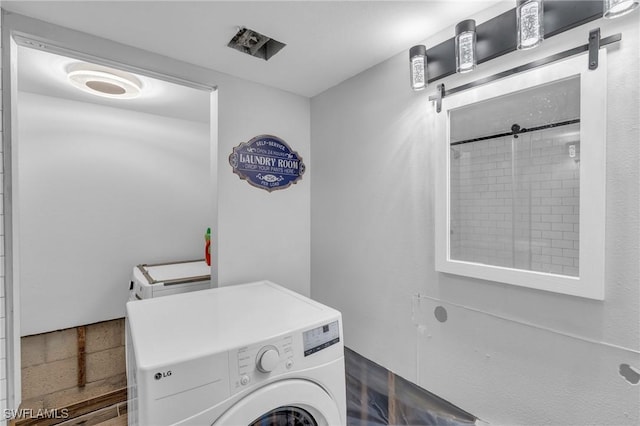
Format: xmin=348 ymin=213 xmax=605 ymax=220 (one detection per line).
xmin=517 ymin=0 xmax=544 ymax=50
xmin=455 ymin=20 xmax=476 ymax=74
xmin=603 ymin=0 xmax=639 ymax=18
xmin=409 ymin=45 xmax=427 ymax=91
xmin=67 ymin=66 xmax=142 ymax=99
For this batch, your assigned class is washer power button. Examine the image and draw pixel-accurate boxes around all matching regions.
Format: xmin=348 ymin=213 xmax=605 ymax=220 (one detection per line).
xmin=240 ymin=375 xmax=250 ymax=386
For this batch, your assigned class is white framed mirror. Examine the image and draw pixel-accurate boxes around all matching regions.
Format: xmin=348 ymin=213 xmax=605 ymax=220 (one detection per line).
xmin=435 ymin=53 xmax=606 ymax=300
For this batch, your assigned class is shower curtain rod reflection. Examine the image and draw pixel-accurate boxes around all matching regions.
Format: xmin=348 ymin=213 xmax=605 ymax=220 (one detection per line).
xmin=451 ymin=118 xmax=580 ymax=146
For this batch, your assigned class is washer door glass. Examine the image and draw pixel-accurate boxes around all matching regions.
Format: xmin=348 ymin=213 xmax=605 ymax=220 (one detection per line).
xmin=212 ymin=379 xmax=342 ymax=426
xmin=249 ymin=406 xmax=317 ymax=426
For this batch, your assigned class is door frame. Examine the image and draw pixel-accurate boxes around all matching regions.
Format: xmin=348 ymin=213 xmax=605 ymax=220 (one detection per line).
xmin=1 ymin=10 xmax=220 ymax=410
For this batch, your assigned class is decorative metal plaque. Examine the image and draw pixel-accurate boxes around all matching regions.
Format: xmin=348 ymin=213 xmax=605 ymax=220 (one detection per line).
xmin=229 ymin=135 xmax=305 ymax=192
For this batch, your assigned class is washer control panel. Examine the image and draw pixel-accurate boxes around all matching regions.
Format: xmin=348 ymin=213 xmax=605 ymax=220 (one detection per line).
xmin=232 ymin=335 xmax=293 ymax=391
xmin=302 ymin=320 xmax=340 ymax=356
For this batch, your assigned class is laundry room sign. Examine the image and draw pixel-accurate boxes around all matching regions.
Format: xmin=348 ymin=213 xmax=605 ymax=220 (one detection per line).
xmin=229 ymin=135 xmax=305 ymax=192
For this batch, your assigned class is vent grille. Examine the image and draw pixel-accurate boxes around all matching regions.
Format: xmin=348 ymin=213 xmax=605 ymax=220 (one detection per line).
xmin=227 ymin=27 xmax=286 ymax=61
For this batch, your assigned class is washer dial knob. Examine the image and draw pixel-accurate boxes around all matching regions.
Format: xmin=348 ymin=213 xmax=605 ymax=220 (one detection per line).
xmin=256 ymin=346 xmax=280 ymax=373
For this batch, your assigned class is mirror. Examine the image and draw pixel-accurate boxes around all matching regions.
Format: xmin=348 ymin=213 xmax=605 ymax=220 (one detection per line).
xmin=435 ymin=53 xmax=606 ymax=300
xmin=449 ymin=76 xmax=580 ymax=277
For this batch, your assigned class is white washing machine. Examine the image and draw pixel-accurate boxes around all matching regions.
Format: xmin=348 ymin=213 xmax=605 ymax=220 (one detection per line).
xmin=126 ymin=280 xmax=346 ymax=425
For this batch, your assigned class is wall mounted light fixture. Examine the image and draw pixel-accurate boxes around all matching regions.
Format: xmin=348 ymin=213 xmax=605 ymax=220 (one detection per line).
xmin=408 ymin=0 xmax=637 ymax=91
xmin=455 ymin=20 xmax=477 ymax=73
xmin=409 ymin=45 xmax=427 ymax=91
xmin=603 ymin=0 xmax=639 ymax=18
xmin=517 ymin=0 xmax=544 ymax=50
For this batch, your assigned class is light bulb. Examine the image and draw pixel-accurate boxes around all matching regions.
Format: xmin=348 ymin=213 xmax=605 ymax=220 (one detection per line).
xmin=409 ymin=45 xmax=427 ymax=91
xmin=517 ymin=0 xmax=544 ymax=50
xmin=455 ymin=20 xmax=477 ymax=74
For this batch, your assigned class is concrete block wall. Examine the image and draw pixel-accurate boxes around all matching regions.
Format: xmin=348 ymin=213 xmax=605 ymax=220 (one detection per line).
xmin=19 ymin=319 xmax=125 ymax=411
xmin=450 ymin=124 xmax=580 ymax=276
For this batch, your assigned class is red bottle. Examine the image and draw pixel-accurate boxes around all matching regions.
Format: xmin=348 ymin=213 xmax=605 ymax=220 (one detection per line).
xmin=205 ymin=228 xmax=211 ymax=266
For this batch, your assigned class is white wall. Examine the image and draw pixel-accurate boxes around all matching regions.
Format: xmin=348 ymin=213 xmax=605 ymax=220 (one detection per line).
xmin=311 ymin=6 xmax=639 ymax=425
xmin=216 ymin=76 xmax=310 ymax=296
xmin=17 ymin=92 xmax=210 ymax=335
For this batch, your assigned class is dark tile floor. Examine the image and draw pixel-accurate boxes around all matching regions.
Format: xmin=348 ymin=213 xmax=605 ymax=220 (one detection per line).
xmin=345 ymin=347 xmax=476 ymax=426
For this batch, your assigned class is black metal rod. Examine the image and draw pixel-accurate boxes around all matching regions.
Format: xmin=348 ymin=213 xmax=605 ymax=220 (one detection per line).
xmin=451 ymin=119 xmax=580 ymax=146
xmin=429 ymin=33 xmax=621 ymax=102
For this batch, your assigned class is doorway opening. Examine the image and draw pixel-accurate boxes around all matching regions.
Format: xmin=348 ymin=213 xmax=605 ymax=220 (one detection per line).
xmin=3 ymin=32 xmax=218 ymax=417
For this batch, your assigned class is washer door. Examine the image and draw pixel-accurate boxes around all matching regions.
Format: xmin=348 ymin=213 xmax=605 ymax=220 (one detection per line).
xmin=212 ymin=379 xmax=343 ymax=426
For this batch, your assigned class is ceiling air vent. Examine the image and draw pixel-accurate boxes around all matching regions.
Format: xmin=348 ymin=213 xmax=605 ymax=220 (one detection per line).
xmin=227 ymin=27 xmax=286 ymax=61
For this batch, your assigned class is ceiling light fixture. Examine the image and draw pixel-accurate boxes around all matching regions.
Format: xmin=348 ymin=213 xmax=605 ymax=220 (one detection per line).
xmin=67 ymin=66 xmax=142 ymax=99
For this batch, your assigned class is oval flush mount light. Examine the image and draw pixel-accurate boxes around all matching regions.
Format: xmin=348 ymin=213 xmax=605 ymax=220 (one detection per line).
xmin=67 ymin=64 xmax=142 ymax=99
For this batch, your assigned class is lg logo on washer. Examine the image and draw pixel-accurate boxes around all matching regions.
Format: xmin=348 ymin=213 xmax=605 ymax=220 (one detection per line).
xmin=154 ymin=371 xmax=172 ymax=380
